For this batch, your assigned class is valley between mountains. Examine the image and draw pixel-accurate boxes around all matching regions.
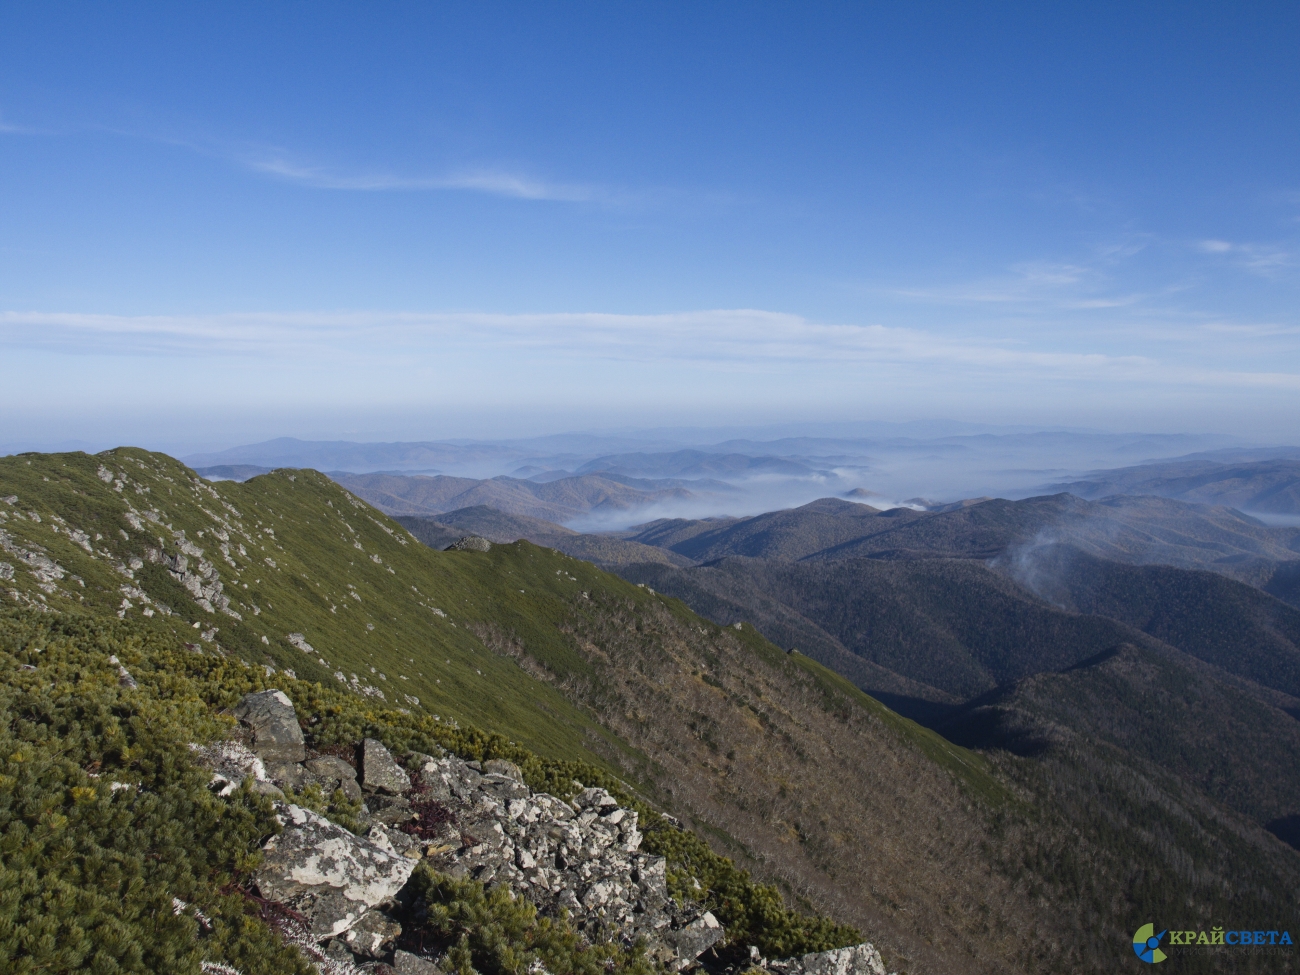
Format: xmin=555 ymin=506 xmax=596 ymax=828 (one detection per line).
xmin=3 ymin=450 xmax=1299 ymax=975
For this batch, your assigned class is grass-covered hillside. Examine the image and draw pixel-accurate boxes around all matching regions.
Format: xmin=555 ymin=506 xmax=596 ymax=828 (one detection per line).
xmin=0 ymin=447 xmax=643 ymax=767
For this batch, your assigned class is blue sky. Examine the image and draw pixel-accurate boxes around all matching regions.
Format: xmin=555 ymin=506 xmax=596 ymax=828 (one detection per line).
xmin=2 ymin=2 xmax=1299 ymax=448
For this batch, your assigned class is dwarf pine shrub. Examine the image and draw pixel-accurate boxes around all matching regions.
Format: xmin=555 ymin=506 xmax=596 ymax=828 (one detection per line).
xmin=0 ymin=607 xmax=859 ymax=973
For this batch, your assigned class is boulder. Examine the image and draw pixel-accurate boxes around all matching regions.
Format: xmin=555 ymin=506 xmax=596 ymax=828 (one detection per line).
xmin=769 ymin=944 xmax=891 ymax=975
xmin=368 ymin=823 xmax=421 ymax=860
xmin=366 ymin=793 xmax=416 ymax=825
xmin=360 ymin=738 xmax=411 ymax=795
xmin=189 ymin=740 xmax=268 ymax=796
xmin=663 ymin=911 xmax=724 ymax=969
xmin=255 ymin=804 xmax=417 ymax=939
xmin=233 ymin=690 xmax=306 ymax=763
xmin=307 ymin=755 xmax=364 ymax=802
xmin=265 ymin=761 xmax=309 ymax=791
xmin=483 ymin=759 xmax=524 ymax=782
xmin=393 ymin=950 xmax=442 ymax=975
xmin=446 ymin=536 xmax=491 ymax=552
xmin=340 ymin=909 xmax=402 ymax=959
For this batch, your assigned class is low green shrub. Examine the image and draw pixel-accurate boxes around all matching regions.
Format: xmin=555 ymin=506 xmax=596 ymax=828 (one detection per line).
xmin=0 ymin=608 xmax=859 ymax=973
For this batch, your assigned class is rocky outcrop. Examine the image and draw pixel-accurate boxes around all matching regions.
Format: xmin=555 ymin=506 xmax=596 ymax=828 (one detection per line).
xmin=768 ymin=944 xmax=891 ymax=975
xmin=191 ymin=740 xmax=270 ymax=796
xmin=446 ymin=536 xmax=491 ymax=552
xmin=413 ymin=756 xmax=720 ymax=967
xmin=234 ymin=690 xmax=307 ymax=763
xmin=228 ymin=691 xmax=887 ymax=975
xmin=146 ymin=533 xmax=240 ymax=618
xmin=307 ymin=755 xmax=364 ymax=803
xmin=255 ymin=804 xmax=417 ymax=939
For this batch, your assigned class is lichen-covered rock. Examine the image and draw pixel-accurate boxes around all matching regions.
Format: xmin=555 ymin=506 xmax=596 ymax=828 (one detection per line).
xmin=307 ymin=755 xmax=364 ymax=803
xmin=482 ymin=758 xmax=524 ymax=781
xmin=361 ymin=738 xmax=411 ymax=795
xmin=769 ymin=943 xmax=891 ymax=975
xmin=340 ymin=908 xmax=402 ymax=959
xmin=662 ymin=912 xmax=724 ymax=970
xmin=416 ymin=754 xmax=715 ymax=965
xmin=368 ymin=823 xmax=421 ymax=860
xmin=393 ymin=950 xmax=441 ymax=975
xmin=255 ymin=804 xmax=417 ymax=938
xmin=367 ymin=793 xmax=416 ymax=827
xmin=189 ymin=740 xmax=268 ymax=796
xmin=234 ymin=690 xmax=306 ymax=763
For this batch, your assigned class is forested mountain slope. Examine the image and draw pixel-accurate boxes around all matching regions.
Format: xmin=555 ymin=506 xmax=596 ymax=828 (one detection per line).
xmin=616 ymin=495 xmax=1300 ymax=595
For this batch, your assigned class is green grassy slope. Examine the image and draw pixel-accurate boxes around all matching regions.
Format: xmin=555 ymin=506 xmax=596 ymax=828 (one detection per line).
xmin=0 ymin=448 xmax=654 ymax=768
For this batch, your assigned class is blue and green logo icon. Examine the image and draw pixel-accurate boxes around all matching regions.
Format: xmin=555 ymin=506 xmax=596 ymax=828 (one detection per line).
xmin=1134 ymin=924 xmax=1168 ymax=964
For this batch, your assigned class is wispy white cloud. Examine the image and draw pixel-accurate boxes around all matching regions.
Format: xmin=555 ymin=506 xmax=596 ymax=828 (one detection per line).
xmin=4 ymin=307 xmax=1297 ymax=391
xmin=0 ymin=115 xmax=57 ymax=136
xmin=1194 ymin=238 xmax=1294 ymax=275
xmin=244 ymin=154 xmax=609 ymax=203
xmin=2 ymin=113 xmax=627 ymax=205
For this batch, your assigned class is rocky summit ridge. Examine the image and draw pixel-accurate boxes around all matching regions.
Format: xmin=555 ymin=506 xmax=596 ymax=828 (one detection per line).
xmin=201 ymin=687 xmax=893 ymax=975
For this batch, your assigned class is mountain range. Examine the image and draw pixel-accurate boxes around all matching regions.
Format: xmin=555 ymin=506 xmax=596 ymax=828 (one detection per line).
xmin=402 ymin=492 xmax=1300 ymax=858
xmin=1051 ymin=453 xmax=1300 ymax=515
xmin=6 ymin=450 xmax=1300 ymax=974
xmin=174 ymin=431 xmax=1299 ymax=521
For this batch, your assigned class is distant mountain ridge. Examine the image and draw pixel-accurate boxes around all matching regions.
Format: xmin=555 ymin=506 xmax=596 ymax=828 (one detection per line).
xmin=617 ymin=493 xmax=1300 ymax=582
xmin=1049 ymin=455 xmax=1300 ymax=514
xmin=328 ymin=471 xmax=702 ymax=522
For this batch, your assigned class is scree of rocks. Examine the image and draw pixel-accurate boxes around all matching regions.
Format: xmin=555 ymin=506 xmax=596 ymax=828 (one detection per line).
xmin=197 ymin=690 xmax=894 ymax=975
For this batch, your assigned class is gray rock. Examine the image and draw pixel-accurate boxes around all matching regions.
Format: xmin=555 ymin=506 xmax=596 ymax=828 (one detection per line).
xmin=340 ymin=909 xmax=402 ymax=958
xmin=367 ymin=794 xmax=416 ymax=826
xmin=368 ymin=823 xmax=421 ymax=859
xmin=769 ymin=944 xmax=891 ymax=975
xmin=446 ymin=536 xmax=491 ymax=552
xmin=255 ymin=804 xmax=417 ymax=939
xmin=360 ymin=738 xmax=411 ymax=795
xmin=418 ymin=752 xmax=697 ymax=954
xmin=308 ymin=755 xmax=364 ymax=803
xmin=234 ymin=690 xmax=306 ymax=763
xmin=483 ymin=759 xmax=524 ymax=782
xmin=265 ymin=761 xmax=309 ymax=791
xmin=189 ymin=740 xmax=268 ymax=796
xmin=663 ymin=911 xmax=724 ymax=969
xmin=393 ymin=950 xmax=442 ymax=975
xmin=307 ymin=754 xmax=358 ymax=781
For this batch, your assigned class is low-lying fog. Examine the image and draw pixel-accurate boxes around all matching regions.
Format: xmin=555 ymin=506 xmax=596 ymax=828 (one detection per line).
xmin=162 ymin=424 xmax=1300 ymax=530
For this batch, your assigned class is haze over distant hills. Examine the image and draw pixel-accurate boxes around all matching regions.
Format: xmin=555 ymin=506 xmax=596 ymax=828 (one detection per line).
xmin=1051 ymin=452 xmax=1300 ymax=516
xmin=178 ymin=427 xmax=1300 ymax=529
